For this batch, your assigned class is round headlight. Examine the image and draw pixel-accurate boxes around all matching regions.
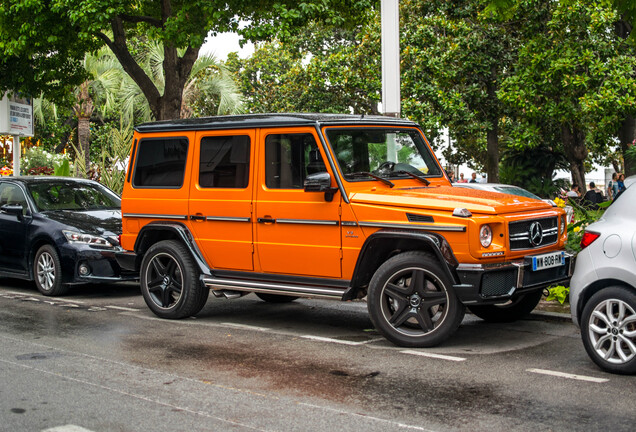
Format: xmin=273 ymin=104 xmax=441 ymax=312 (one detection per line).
xmin=480 ymin=224 xmax=493 ymax=248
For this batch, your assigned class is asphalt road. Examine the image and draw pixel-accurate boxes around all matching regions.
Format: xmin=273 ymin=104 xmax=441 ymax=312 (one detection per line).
xmin=1 ymin=279 xmax=634 ymax=432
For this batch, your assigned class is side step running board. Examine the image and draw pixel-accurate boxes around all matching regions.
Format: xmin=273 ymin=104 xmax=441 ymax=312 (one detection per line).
xmin=202 ymin=276 xmax=346 ymax=299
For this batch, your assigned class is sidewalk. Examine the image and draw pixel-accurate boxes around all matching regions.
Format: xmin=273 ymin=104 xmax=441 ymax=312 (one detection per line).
xmin=532 ymin=299 xmax=571 ymax=322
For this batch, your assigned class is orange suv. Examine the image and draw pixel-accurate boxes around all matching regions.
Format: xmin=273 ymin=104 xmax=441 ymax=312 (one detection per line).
xmin=118 ymin=114 xmax=571 ymax=347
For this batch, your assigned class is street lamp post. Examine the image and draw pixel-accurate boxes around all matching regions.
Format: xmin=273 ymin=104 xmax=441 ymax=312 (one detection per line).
xmin=381 ymin=0 xmax=400 ymax=119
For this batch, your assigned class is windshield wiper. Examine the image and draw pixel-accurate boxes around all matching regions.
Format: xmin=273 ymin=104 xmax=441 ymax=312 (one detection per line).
xmin=347 ymin=172 xmax=395 ymax=188
xmin=394 ymin=170 xmax=430 ymax=186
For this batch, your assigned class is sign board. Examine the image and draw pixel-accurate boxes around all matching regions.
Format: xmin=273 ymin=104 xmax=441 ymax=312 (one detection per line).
xmin=0 ymin=93 xmax=33 ymax=137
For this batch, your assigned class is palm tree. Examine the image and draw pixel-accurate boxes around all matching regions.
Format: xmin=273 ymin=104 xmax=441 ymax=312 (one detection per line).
xmin=73 ymin=47 xmax=122 ymax=169
xmin=117 ymin=41 xmax=243 ymax=124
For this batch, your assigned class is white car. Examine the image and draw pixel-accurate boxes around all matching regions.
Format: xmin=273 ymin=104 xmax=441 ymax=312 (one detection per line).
xmin=570 ymin=177 xmax=636 ymax=374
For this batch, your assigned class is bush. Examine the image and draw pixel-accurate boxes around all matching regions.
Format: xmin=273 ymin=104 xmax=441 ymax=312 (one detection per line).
xmin=21 ymin=147 xmax=74 ymax=176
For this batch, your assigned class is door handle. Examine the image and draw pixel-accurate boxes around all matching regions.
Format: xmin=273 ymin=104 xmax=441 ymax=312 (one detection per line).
xmin=257 ymin=217 xmax=276 ymax=224
xmin=190 ymin=215 xmax=206 ymax=221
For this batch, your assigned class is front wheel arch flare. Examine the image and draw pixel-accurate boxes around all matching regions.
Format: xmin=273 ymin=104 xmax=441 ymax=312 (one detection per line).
xmin=345 ymin=230 xmax=458 ymax=300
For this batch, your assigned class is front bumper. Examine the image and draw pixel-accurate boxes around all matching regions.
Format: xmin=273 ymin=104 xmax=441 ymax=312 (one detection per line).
xmin=453 ymin=251 xmax=573 ymax=305
xmin=59 ymin=244 xmax=139 ymax=284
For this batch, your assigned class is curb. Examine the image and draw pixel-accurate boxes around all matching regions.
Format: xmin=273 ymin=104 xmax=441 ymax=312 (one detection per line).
xmin=530 ymin=309 xmax=572 ymax=323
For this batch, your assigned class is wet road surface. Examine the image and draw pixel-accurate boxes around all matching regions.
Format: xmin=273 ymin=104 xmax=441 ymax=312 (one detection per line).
xmin=1 ymin=279 xmax=634 ymax=431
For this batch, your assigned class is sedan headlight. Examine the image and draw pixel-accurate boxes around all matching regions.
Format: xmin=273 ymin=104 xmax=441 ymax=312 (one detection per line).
xmin=479 ymin=224 xmax=493 ymax=248
xmin=63 ymin=230 xmax=112 ymax=247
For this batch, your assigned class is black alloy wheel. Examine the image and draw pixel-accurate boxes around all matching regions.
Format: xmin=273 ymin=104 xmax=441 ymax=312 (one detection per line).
xmin=140 ymin=240 xmax=209 ymax=319
xmin=367 ymin=251 xmax=465 ymax=347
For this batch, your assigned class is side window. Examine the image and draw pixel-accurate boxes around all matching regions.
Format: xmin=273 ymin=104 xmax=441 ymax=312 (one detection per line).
xmin=199 ymin=135 xmax=250 ymax=188
xmin=265 ymin=133 xmax=327 ymax=189
xmin=132 ymin=137 xmax=188 ymax=188
xmin=0 ymin=183 xmax=28 ymax=215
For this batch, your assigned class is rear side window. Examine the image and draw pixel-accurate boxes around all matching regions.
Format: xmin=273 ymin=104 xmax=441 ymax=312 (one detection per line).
xmin=132 ymin=138 xmax=188 ymax=188
xmin=199 ymin=135 xmax=250 ymax=188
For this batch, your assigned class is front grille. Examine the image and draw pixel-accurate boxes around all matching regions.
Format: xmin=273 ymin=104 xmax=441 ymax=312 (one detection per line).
xmin=480 ymin=269 xmax=517 ymax=297
xmin=509 ymin=217 xmax=558 ymax=250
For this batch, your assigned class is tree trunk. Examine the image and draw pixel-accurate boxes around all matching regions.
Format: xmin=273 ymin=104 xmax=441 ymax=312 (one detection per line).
xmin=616 ymin=19 xmax=635 ymax=176
xmin=561 ymin=124 xmax=588 ymax=190
xmin=104 ymin=14 xmax=200 ymax=121
xmin=619 ymin=114 xmax=636 ymax=176
xmin=486 ymin=124 xmax=499 ymax=183
xmin=77 ymin=116 xmax=91 ymax=173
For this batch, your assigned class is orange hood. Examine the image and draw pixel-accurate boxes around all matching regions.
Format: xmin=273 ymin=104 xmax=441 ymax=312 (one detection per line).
xmin=348 ymin=185 xmax=552 ymax=215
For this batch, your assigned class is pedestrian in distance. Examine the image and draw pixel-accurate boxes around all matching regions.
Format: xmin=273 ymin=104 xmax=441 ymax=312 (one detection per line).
xmin=469 ymin=172 xmax=477 ymax=183
xmin=607 ymin=172 xmax=619 ymax=200
xmin=457 ymin=173 xmax=468 ymax=183
xmin=617 ymin=173 xmax=626 ymax=193
xmin=566 ymin=184 xmax=581 ymax=201
xmin=582 ymin=182 xmax=605 ymax=210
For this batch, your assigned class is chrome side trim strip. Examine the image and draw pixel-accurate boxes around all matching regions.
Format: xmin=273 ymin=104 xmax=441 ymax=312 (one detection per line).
xmin=341 ymin=221 xmax=358 ymax=227
xmin=203 ymin=277 xmax=345 ymax=298
xmin=276 ymin=219 xmax=339 ymax=226
xmin=123 ymin=213 xmax=188 ymax=220
xmin=358 ymin=221 xmax=466 ymax=232
xmin=206 ymin=216 xmax=251 ymax=222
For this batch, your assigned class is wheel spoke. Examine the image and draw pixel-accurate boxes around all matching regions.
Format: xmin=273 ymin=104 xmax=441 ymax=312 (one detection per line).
xmin=589 ymin=323 xmax=608 ymax=335
xmin=618 ymin=335 xmax=636 ymax=358
xmin=147 ymin=277 xmax=163 ymax=292
xmin=389 ymin=304 xmax=412 ymax=327
xmin=151 ymin=257 xmax=167 ymax=277
xmin=162 ymin=286 xmax=174 ymax=308
xmin=414 ymin=308 xmax=434 ymax=331
xmin=384 ymin=282 xmax=411 ymax=300
xmin=421 ymin=291 xmax=447 ymax=309
xmin=605 ymin=342 xmax=616 ymax=360
xmin=166 ymin=259 xmax=178 ymax=278
xmin=620 ymin=314 xmax=636 ymax=328
xmin=594 ymin=333 xmax=612 ymax=351
xmin=408 ymin=270 xmax=425 ymax=294
xmin=592 ymin=309 xmax=612 ymax=328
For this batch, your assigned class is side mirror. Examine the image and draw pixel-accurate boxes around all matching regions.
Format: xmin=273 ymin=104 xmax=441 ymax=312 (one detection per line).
xmin=304 ymin=172 xmax=339 ymax=202
xmin=1 ymin=204 xmax=25 ymax=220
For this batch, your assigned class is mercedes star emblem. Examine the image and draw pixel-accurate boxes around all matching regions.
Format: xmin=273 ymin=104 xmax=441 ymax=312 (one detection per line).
xmin=528 ymin=221 xmax=543 ymax=246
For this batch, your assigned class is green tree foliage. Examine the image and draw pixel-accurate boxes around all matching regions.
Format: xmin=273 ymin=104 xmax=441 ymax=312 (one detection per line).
xmin=0 ymin=0 xmax=375 ymax=120
xmin=401 ymin=0 xmax=526 ymax=182
xmin=498 ymin=0 xmax=636 ymax=190
xmin=227 ymin=14 xmax=381 ymax=115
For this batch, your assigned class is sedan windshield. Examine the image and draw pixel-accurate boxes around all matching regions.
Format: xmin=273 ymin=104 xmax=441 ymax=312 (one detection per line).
xmin=28 ymin=181 xmax=121 ymax=211
xmin=324 ymin=127 xmax=442 ymax=182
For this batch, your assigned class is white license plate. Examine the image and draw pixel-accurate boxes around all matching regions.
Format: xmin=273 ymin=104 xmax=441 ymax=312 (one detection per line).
xmin=531 ymin=251 xmax=565 ymax=271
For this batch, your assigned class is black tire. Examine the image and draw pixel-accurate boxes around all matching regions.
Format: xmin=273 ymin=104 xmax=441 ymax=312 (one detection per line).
xmin=467 ymin=290 xmax=543 ymax=323
xmin=33 ymin=245 xmax=69 ymax=296
xmin=255 ymin=293 xmax=298 ymax=303
xmin=367 ymin=251 xmax=465 ymax=347
xmin=140 ymin=240 xmax=209 ymax=319
xmin=580 ymin=286 xmax=636 ymax=375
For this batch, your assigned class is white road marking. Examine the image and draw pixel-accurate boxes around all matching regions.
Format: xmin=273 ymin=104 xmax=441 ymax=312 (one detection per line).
xmin=43 ymin=425 xmax=96 ymax=432
xmin=220 ymin=322 xmax=271 ymax=332
xmin=300 ymin=335 xmax=382 ymax=345
xmin=105 ymin=305 xmax=140 ymax=312
xmin=298 ymin=402 xmax=438 ymax=431
xmin=526 ymin=368 xmax=609 ymax=383
xmin=400 ymin=350 xmax=467 ymax=362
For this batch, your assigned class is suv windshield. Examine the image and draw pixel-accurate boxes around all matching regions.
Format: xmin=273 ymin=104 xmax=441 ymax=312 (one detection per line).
xmin=325 ymin=127 xmax=442 ymax=182
xmin=28 ymin=181 xmax=121 ymax=211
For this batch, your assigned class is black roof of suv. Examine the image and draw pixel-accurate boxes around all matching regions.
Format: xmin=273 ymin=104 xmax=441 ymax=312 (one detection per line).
xmin=135 ymin=113 xmax=417 ymax=133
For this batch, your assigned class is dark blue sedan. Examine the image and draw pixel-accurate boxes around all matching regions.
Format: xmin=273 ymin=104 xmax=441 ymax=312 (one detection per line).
xmin=0 ymin=176 xmax=138 ymax=295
